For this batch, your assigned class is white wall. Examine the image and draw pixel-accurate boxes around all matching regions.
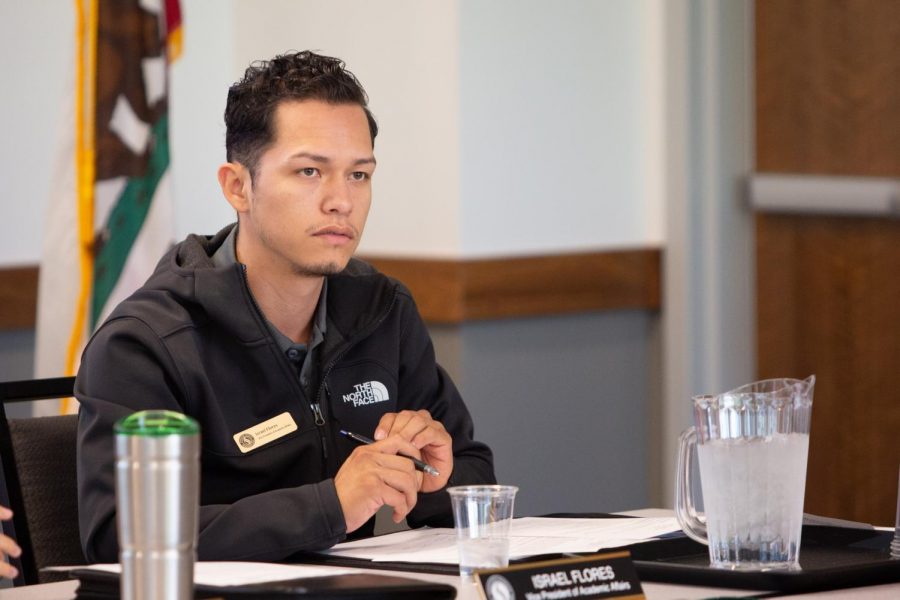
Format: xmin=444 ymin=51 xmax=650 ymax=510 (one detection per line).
xmin=230 ymin=0 xmax=463 ymax=257
xmin=459 ymin=0 xmax=664 ymax=256
xmin=0 ymin=1 xmax=73 ymax=266
xmin=0 ymin=0 xmax=663 ymax=265
xmin=168 ymin=0 xmax=238 ymax=240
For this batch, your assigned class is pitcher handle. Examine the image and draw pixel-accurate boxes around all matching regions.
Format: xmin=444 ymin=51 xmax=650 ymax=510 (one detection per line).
xmin=675 ymin=427 xmax=708 ymax=545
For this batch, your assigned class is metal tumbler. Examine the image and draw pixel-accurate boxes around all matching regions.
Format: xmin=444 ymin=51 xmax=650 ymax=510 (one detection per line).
xmin=115 ymin=410 xmax=200 ymax=600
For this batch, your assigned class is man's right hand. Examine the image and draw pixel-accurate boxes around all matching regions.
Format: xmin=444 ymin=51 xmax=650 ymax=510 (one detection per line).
xmin=333 ymin=435 xmax=425 ymax=533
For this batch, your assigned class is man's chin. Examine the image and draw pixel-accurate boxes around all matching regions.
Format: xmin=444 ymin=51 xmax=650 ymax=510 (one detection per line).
xmin=291 ymin=261 xmax=347 ymax=277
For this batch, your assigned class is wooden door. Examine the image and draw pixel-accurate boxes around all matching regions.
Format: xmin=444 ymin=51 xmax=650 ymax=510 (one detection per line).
xmin=756 ymin=0 xmax=900 ymax=525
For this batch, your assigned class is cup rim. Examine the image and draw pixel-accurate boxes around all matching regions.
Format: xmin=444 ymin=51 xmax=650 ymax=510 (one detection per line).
xmin=446 ymin=484 xmax=518 ymax=497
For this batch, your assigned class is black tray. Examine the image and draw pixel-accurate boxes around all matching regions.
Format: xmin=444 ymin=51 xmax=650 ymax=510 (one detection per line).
xmin=69 ymin=568 xmax=457 ymax=599
xmin=628 ymin=525 xmax=900 ymax=594
xmin=299 ymin=519 xmax=900 ymax=595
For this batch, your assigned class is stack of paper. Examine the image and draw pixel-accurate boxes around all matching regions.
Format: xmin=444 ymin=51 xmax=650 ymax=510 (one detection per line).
xmin=324 ymin=516 xmax=681 ymax=564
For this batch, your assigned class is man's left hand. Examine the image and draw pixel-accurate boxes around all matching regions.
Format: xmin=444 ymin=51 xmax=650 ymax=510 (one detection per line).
xmin=374 ymin=410 xmax=452 ymax=493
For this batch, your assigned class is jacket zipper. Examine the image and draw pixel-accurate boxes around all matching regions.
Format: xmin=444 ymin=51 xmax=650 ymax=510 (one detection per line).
xmin=311 ymin=387 xmax=327 ymax=459
xmin=313 ymin=291 xmax=398 ymax=436
xmin=311 ymin=399 xmax=327 ymax=459
xmin=310 ymin=399 xmax=326 ymax=426
xmin=239 ymin=264 xmax=328 ymax=456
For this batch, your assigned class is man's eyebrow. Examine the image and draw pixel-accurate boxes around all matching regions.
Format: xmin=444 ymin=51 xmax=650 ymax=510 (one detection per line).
xmin=288 ymin=152 xmax=376 ymax=166
xmin=288 ymin=152 xmax=329 ymax=163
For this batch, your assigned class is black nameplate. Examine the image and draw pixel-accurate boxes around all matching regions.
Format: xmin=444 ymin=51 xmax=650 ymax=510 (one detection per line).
xmin=474 ymin=551 xmax=644 ymax=600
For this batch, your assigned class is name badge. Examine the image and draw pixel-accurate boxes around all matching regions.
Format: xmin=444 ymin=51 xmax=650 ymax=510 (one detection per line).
xmin=475 ymin=551 xmax=644 ymax=600
xmin=232 ymin=412 xmax=298 ymax=453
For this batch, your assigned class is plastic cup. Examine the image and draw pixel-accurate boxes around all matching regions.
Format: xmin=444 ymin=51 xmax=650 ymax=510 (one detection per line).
xmin=447 ymin=485 xmax=518 ymax=580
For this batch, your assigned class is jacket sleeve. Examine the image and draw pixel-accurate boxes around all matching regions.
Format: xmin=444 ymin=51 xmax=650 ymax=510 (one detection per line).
xmin=392 ymin=291 xmax=497 ymax=528
xmin=76 ymin=317 xmax=347 ymax=564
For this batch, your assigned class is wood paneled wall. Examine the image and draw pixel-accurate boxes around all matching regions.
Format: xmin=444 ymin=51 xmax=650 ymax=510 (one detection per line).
xmin=366 ymin=250 xmax=661 ymax=323
xmin=0 ymin=267 xmax=39 ymax=330
xmin=0 ymin=249 xmax=661 ymax=330
xmin=756 ymin=0 xmax=900 ymax=525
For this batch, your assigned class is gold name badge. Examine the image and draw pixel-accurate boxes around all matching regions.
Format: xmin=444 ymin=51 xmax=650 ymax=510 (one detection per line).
xmin=233 ymin=412 xmax=298 ymax=454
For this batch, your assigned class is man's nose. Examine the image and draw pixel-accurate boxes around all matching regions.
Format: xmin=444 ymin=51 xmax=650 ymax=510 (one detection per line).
xmin=321 ymin=177 xmax=353 ymax=214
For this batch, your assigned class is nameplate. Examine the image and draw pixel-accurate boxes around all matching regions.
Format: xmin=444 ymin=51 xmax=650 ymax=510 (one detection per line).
xmin=232 ymin=412 xmax=297 ymax=453
xmin=474 ymin=551 xmax=644 ymax=600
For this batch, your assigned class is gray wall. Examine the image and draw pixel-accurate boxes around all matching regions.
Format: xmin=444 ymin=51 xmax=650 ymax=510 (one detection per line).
xmin=0 ymin=330 xmax=36 ymax=418
xmin=0 ymin=331 xmax=34 ymax=382
xmin=432 ymin=311 xmax=656 ymax=517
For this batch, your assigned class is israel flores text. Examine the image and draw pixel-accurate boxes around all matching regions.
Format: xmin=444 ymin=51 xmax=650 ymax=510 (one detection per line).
xmin=531 ymin=565 xmax=619 ymax=590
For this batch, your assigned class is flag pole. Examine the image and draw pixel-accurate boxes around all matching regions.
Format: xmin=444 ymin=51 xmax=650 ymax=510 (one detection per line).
xmin=63 ymin=0 xmax=98 ymax=413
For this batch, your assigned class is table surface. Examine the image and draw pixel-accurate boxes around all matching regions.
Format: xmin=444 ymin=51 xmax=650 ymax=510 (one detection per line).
xmin=2 ymin=510 xmax=896 ymax=599
xmin=3 ymin=573 xmax=900 ymax=600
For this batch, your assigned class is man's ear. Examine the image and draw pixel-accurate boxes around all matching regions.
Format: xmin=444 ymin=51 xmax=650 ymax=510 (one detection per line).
xmin=217 ymin=162 xmax=252 ymax=212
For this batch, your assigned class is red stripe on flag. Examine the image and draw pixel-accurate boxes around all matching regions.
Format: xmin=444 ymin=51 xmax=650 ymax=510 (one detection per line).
xmin=165 ymin=0 xmax=182 ymax=37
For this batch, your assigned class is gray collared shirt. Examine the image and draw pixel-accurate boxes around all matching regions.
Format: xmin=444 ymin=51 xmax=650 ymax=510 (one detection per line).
xmin=211 ymin=226 xmax=327 ymax=390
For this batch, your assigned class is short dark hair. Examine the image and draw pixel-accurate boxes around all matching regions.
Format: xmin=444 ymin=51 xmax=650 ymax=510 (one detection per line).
xmin=224 ymin=50 xmax=378 ymax=177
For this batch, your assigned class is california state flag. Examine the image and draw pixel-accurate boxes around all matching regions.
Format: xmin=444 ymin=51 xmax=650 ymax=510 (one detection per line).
xmin=34 ymin=0 xmax=182 ymax=414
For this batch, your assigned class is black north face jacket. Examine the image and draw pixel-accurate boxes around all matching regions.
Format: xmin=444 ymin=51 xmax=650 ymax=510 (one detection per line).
xmin=76 ymin=226 xmax=496 ymax=563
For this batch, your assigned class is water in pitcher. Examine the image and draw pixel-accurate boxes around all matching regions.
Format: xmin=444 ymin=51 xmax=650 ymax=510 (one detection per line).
xmin=697 ymin=432 xmax=809 ymax=570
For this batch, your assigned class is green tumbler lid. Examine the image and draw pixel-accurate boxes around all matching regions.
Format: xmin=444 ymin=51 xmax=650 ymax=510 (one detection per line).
xmin=115 ymin=410 xmax=199 ymax=436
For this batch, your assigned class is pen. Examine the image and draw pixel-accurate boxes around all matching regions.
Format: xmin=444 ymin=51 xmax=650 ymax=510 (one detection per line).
xmin=339 ymin=429 xmax=440 ymax=477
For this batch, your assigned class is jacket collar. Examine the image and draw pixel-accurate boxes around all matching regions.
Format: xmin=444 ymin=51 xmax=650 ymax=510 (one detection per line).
xmin=153 ymin=224 xmax=397 ymax=350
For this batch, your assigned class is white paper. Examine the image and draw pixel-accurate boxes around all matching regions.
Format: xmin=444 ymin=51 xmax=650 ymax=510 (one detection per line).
xmin=325 ymin=516 xmax=681 ymax=564
xmin=53 ymin=562 xmax=356 ymax=586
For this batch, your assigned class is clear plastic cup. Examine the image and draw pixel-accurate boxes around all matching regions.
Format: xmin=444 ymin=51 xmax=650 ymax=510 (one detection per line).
xmin=447 ymin=485 xmax=518 ymax=580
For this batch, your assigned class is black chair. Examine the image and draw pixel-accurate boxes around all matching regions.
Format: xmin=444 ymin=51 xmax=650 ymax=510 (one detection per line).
xmin=0 ymin=377 xmax=85 ymax=585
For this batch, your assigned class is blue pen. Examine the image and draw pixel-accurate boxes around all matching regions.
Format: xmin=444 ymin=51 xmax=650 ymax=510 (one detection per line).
xmin=339 ymin=429 xmax=440 ymax=477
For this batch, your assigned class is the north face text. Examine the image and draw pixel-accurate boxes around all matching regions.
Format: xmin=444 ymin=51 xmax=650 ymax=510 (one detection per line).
xmin=342 ymin=381 xmax=390 ymax=407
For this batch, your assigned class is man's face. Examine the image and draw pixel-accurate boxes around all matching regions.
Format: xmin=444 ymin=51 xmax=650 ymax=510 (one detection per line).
xmin=240 ymin=99 xmax=375 ymax=277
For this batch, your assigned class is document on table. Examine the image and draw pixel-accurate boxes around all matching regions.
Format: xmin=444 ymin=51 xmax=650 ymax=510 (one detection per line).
xmin=324 ymin=516 xmax=681 ymax=564
xmin=48 ymin=562 xmax=356 ymax=586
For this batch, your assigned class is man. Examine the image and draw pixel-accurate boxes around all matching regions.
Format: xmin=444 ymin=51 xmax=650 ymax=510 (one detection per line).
xmin=76 ymin=51 xmax=496 ymax=563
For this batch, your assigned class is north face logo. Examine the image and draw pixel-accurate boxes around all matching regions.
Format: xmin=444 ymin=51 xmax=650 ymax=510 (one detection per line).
xmin=342 ymin=381 xmax=390 ymax=407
